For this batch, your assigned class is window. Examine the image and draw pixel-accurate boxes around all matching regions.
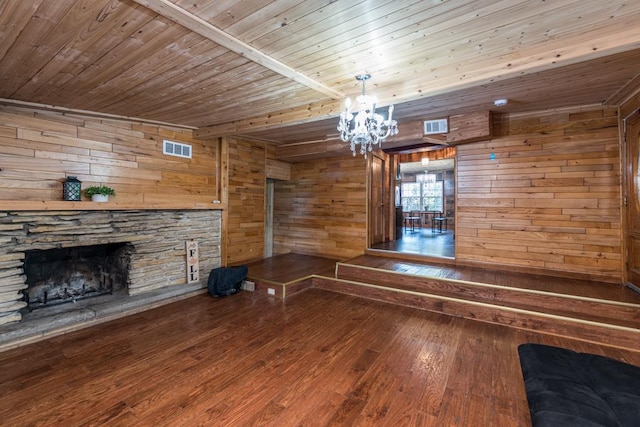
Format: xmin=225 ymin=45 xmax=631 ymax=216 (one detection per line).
xmin=422 ymin=179 xmax=444 ymax=211
xmin=401 ymin=175 xmax=444 ymax=212
xmin=401 ymin=182 xmax=421 ymax=211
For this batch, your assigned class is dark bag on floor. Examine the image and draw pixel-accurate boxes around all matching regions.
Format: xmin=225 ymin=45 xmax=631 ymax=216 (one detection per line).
xmin=207 ymin=266 xmax=247 ymax=297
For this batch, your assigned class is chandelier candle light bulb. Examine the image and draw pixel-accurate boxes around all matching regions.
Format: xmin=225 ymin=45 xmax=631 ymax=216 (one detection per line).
xmin=338 ymin=74 xmax=398 ymax=157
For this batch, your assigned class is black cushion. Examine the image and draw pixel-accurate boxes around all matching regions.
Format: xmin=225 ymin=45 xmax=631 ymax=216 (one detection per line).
xmin=518 ymin=343 xmax=640 ymax=427
xmin=207 ymin=266 xmax=247 ymax=297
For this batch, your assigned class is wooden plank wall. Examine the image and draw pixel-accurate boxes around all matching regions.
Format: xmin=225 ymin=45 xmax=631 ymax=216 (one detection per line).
xmin=456 ymin=106 xmax=622 ymax=281
xmin=273 ymin=157 xmax=367 ymax=259
xmin=225 ymin=137 xmax=266 ymax=265
xmin=0 ymin=105 xmax=217 ymax=205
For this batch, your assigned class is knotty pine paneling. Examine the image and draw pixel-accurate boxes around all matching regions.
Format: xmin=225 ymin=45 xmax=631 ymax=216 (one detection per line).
xmin=3 ymin=0 xmax=640 ymax=135
xmin=273 ymin=157 xmax=367 ymax=259
xmin=456 ymin=106 xmax=622 ymax=281
xmin=225 ymin=137 xmax=266 ymax=264
xmin=0 ymin=105 xmax=217 ymax=205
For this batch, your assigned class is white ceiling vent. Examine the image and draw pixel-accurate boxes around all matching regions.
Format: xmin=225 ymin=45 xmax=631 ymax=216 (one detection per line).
xmin=423 ymin=118 xmax=448 ymax=135
xmin=163 ymin=140 xmax=192 ymax=159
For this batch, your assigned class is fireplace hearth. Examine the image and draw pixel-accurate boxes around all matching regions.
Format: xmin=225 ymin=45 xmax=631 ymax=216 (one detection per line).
xmin=0 ymin=209 xmax=222 ymax=339
xmin=23 ymin=243 xmax=133 ymax=310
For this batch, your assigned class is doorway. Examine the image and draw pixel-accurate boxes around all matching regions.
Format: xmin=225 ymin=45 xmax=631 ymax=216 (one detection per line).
xmin=369 ymin=155 xmax=385 ymax=246
xmin=265 ymin=179 xmax=274 ymax=258
xmin=370 ymin=152 xmax=455 ymax=258
xmin=623 ymin=110 xmax=640 ymax=292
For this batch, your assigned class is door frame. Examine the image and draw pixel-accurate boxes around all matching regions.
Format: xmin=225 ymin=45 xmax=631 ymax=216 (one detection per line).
xmin=264 ymin=178 xmax=274 ymax=258
xmin=367 ymin=153 xmax=385 ymax=246
xmin=622 ymin=109 xmax=640 ymax=290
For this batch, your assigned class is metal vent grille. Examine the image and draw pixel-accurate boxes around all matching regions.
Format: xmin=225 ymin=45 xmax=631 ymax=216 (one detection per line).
xmin=424 ymin=118 xmax=448 ymax=135
xmin=163 ymin=140 xmax=192 ymax=158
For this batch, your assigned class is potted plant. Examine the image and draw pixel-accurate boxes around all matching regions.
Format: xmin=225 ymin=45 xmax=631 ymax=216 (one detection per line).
xmin=85 ymin=185 xmax=115 ymax=202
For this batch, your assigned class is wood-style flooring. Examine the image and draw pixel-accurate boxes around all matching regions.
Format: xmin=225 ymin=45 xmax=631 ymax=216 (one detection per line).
xmin=370 ymin=228 xmax=455 ymax=258
xmin=329 ymin=255 xmax=640 ymax=350
xmin=244 ymin=253 xmax=338 ymax=284
xmin=342 ymin=254 xmax=640 ymax=304
xmin=2 ymin=286 xmax=640 ymax=426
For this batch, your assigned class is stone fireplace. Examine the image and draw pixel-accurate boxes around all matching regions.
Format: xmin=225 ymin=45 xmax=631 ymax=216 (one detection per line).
xmin=23 ymin=243 xmax=133 ymax=310
xmin=0 ymin=209 xmax=222 ymax=328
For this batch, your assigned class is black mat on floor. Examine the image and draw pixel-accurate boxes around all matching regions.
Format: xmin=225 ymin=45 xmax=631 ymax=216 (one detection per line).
xmin=518 ymin=343 xmax=640 ymax=427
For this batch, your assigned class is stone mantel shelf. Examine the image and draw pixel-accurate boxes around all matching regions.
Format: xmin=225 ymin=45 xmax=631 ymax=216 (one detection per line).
xmin=0 ymin=200 xmax=227 ymax=211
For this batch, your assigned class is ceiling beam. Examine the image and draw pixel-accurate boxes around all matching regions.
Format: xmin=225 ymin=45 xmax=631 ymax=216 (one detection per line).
xmin=132 ymin=0 xmax=344 ymax=100
xmin=605 ymin=72 xmax=640 ymax=106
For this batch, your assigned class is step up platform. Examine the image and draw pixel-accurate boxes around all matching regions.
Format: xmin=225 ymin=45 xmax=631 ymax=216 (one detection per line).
xmin=245 ymin=253 xmax=640 ymax=351
xmin=322 ymin=255 xmax=640 ymax=351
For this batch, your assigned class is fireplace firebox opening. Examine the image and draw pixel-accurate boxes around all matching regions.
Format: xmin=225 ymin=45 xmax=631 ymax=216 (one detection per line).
xmin=23 ymin=243 xmax=133 ymax=310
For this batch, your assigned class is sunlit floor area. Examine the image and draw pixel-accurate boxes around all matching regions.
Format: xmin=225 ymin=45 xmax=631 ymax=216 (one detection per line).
xmin=371 ymin=226 xmax=455 ymax=258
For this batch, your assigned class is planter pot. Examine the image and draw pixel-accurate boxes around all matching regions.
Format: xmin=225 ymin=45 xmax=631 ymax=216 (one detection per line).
xmin=91 ymin=194 xmax=109 ymax=203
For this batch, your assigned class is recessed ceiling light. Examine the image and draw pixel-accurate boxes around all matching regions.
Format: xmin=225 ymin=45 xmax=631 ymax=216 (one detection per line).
xmin=494 ymin=99 xmax=508 ymax=107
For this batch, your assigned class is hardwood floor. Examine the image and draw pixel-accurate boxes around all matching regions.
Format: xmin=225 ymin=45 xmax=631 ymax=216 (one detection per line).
xmin=370 ymin=228 xmax=455 ymax=258
xmin=244 ymin=253 xmax=338 ymax=283
xmin=342 ymin=255 xmax=640 ymax=304
xmin=2 ymin=288 xmax=640 ymax=426
xmin=331 ymin=255 xmax=640 ymax=350
xmin=247 ymin=253 xmax=640 ymax=349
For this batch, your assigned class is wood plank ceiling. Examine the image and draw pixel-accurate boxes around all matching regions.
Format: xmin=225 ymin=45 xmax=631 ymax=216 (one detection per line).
xmin=1 ymin=0 xmax=640 ymax=159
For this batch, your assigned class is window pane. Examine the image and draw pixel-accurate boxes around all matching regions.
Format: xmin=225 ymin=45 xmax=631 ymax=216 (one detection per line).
xmin=401 ymin=183 xmax=421 ymax=211
xmin=422 ymin=180 xmax=443 ymax=212
xmin=401 ymin=180 xmax=444 ymax=212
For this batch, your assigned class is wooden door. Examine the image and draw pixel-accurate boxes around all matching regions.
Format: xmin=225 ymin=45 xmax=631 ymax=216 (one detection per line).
xmin=624 ymin=110 xmax=640 ymax=287
xmin=370 ymin=155 xmax=385 ymax=245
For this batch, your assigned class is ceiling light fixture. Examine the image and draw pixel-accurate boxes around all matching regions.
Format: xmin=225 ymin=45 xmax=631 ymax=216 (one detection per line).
xmin=338 ymin=73 xmax=398 ymax=157
xmin=494 ymin=98 xmax=508 ymax=107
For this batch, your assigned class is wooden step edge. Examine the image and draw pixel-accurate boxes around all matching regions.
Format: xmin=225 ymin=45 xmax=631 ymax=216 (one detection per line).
xmin=335 ymin=264 xmax=640 ymax=329
xmin=311 ymin=276 xmax=640 ymax=352
xmin=248 ymin=275 xmax=320 ymax=299
xmin=364 ymin=249 xmax=457 ymax=265
xmin=276 ymin=266 xmax=350 ymax=295
xmin=335 ymin=262 xmax=640 ymax=310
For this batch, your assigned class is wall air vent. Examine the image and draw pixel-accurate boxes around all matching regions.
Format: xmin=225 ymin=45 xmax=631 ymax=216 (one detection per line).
xmin=423 ymin=118 xmax=449 ymax=135
xmin=163 ymin=140 xmax=192 ymax=159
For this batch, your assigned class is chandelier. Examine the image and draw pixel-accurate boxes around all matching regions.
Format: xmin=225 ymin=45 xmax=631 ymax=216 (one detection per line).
xmin=337 ymin=74 xmax=398 ymax=157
